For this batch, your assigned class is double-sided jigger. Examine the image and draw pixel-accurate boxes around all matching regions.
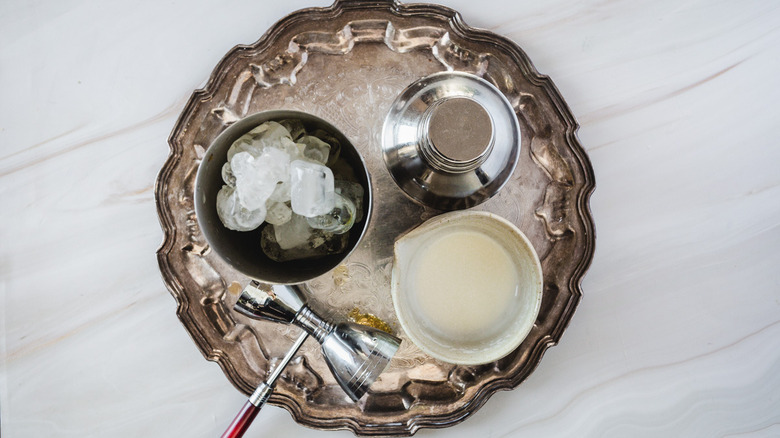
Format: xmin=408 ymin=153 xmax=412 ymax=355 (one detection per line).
xmin=221 ymin=282 xmax=401 ymax=438
xmin=236 ymin=282 xmax=401 ymax=401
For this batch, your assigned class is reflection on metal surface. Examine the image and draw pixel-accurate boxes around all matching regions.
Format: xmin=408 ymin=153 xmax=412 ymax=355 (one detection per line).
xmin=156 ymin=0 xmax=595 ymax=435
xmin=382 ymin=71 xmax=521 ymax=210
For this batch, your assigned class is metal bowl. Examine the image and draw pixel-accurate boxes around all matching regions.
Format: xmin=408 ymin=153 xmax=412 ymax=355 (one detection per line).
xmin=194 ymin=110 xmax=372 ymax=285
xmin=382 ymin=71 xmax=521 ymax=211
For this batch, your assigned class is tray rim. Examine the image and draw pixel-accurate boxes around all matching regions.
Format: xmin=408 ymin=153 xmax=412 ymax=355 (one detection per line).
xmin=155 ymin=0 xmax=595 ymax=435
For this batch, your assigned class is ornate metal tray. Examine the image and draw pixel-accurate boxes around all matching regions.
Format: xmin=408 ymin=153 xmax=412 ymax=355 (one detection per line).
xmin=155 ymin=0 xmax=595 ymax=435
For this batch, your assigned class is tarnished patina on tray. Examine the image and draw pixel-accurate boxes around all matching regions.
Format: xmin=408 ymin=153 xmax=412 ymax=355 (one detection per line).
xmin=155 ymin=0 xmax=595 ymax=435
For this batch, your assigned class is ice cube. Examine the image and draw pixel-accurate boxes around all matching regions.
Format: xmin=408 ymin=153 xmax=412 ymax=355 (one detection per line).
xmin=298 ymin=136 xmax=331 ymax=165
xmin=227 ymin=136 xmax=261 ymax=162
xmin=247 ymin=121 xmax=291 ymax=146
xmin=306 ymin=193 xmax=356 ymax=234
xmin=227 ymin=121 xmax=292 ymax=161
xmin=265 ymin=200 xmax=292 ymax=226
xmin=259 ymin=146 xmax=293 ymax=203
xmin=227 ymin=140 xmax=257 ymax=162
xmin=311 ymin=129 xmax=341 ymax=166
xmin=251 ymin=122 xmax=295 ymax=159
xmin=274 ymin=137 xmax=303 ymax=163
xmin=273 ymin=213 xmax=312 ymax=250
xmin=230 ymin=151 xmax=255 ymax=178
xmin=335 ymin=180 xmax=364 ymax=223
xmin=269 ymin=180 xmax=291 ymax=203
xmin=279 ymin=119 xmax=306 ymax=141
xmin=221 ymin=162 xmax=236 ymax=187
xmin=216 ymin=185 xmax=266 ymax=231
xmin=231 ymin=152 xmax=276 ymax=211
xmin=290 ymin=160 xmax=335 ymax=217
xmin=261 ymin=220 xmax=350 ymax=262
xmin=255 ymin=147 xmax=290 ymax=182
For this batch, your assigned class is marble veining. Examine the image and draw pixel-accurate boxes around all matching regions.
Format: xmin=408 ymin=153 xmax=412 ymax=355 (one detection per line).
xmin=1 ymin=0 xmax=779 ymax=437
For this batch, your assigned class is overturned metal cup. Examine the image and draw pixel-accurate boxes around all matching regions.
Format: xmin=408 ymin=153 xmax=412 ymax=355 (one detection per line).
xmin=382 ymin=71 xmax=521 ymax=210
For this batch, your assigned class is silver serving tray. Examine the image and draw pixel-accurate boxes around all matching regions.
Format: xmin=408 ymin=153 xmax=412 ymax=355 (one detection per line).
xmin=155 ymin=0 xmax=595 ymax=435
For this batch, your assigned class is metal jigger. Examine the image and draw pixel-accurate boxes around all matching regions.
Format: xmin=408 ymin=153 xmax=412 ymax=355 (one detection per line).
xmin=234 ymin=281 xmax=401 ymax=401
xmin=222 ymin=282 xmax=400 ymax=437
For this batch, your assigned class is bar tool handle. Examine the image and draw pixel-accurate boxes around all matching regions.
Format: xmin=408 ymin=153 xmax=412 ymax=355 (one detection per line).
xmin=219 ymin=332 xmax=305 ymax=438
xmin=220 ymin=401 xmax=261 ymax=438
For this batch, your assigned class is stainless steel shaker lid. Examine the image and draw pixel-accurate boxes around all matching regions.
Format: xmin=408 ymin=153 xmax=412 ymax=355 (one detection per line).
xmin=382 ymin=71 xmax=521 ymax=210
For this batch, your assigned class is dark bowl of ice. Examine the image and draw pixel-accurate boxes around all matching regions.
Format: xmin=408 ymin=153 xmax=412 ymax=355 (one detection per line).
xmin=195 ymin=110 xmax=372 ymax=285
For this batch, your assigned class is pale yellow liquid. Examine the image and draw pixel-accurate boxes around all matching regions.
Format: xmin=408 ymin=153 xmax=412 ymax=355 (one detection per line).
xmin=410 ymin=229 xmax=519 ymax=343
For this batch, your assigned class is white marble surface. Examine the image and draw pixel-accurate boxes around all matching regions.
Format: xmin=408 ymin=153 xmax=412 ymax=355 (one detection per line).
xmin=2 ymin=0 xmax=779 ymax=436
